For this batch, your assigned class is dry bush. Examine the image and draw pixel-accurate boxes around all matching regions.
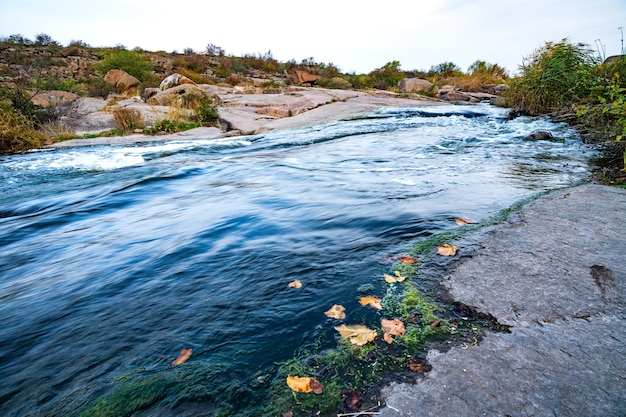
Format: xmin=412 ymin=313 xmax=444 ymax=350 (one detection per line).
xmin=225 ymin=74 xmax=240 ymax=86
xmin=41 ymin=121 xmax=75 ymax=141
xmin=0 ymin=105 xmax=47 ymax=153
xmin=437 ymin=74 xmax=505 ymax=92
xmin=113 ymin=108 xmax=144 ymax=132
xmin=175 ymin=68 xmax=214 ymax=85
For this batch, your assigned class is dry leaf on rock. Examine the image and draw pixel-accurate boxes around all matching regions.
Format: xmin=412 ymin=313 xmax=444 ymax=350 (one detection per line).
xmin=358 ymin=296 xmax=382 ymax=310
xmin=172 ymin=348 xmax=192 ymax=365
xmin=455 ymin=217 xmax=475 ymax=225
xmin=381 ymin=318 xmax=405 ymax=344
xmin=286 ymin=375 xmax=323 ymax=394
xmin=341 ymin=389 xmax=362 ymax=411
xmin=288 ymin=279 xmax=302 ymax=288
xmin=408 ymin=359 xmax=432 ymax=373
xmin=399 ymin=254 xmax=418 ymax=264
xmin=335 ymin=324 xmax=377 ymax=346
xmin=324 ymin=304 xmax=346 ymax=320
xmin=436 ymin=243 xmax=459 ymax=256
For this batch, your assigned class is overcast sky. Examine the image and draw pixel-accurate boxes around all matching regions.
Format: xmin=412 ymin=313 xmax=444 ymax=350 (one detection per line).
xmin=1 ymin=0 xmax=624 ymax=75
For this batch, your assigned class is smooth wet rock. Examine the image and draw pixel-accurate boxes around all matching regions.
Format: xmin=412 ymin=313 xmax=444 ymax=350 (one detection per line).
xmin=525 ymin=130 xmax=555 ymax=141
xmin=379 ymin=184 xmax=626 ymax=417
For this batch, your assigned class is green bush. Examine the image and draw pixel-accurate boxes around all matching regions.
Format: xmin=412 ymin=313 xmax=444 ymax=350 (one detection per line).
xmin=503 ymin=39 xmax=597 ymax=115
xmin=368 ymin=60 xmax=405 ymax=90
xmin=83 ymin=77 xmax=116 ymax=98
xmin=95 ymin=49 xmax=154 ymax=81
xmin=194 ymin=97 xmax=219 ymax=126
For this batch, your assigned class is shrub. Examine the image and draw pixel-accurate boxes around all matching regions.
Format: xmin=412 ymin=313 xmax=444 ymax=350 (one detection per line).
xmin=194 ymin=97 xmax=219 ymax=126
xmin=146 ymin=119 xmax=196 ymax=134
xmin=368 ymin=61 xmax=405 ymax=90
xmin=0 ymin=85 xmax=55 ymax=126
xmin=429 ymin=61 xmax=463 ymax=78
xmin=34 ymin=33 xmax=57 ymax=46
xmin=0 ymin=105 xmax=47 ymax=154
xmin=84 ymin=77 xmax=116 ymax=98
xmin=175 ymin=68 xmax=214 ymax=85
xmin=503 ymin=39 xmax=597 ymax=115
xmin=95 ymin=49 xmax=154 ymax=81
xmin=113 ymin=108 xmax=144 ymax=133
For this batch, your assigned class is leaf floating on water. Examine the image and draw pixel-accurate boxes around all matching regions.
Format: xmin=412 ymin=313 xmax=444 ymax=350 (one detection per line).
xmin=335 ymin=324 xmax=377 ymax=346
xmin=286 ymin=375 xmax=323 ymax=394
xmin=384 ymin=271 xmax=408 ymax=284
xmin=436 ymin=243 xmax=459 ymax=256
xmin=381 ymin=318 xmax=405 ymax=344
xmin=288 ymin=279 xmax=302 ymax=288
xmin=358 ymin=296 xmax=382 ymax=310
xmin=455 ymin=217 xmax=475 ymax=225
xmin=325 ymin=304 xmax=346 ymax=320
xmin=399 ymin=254 xmax=418 ymax=264
xmin=172 ymin=348 xmax=192 ymax=365
xmin=384 ymin=273 xmax=397 ymax=283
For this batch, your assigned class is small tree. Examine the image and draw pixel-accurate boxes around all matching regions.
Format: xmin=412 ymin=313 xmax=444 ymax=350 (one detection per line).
xmin=205 ymin=43 xmax=225 ymax=56
xmin=429 ymin=62 xmax=462 ymax=78
xmin=6 ymin=34 xmax=33 ymax=45
xmin=34 ymin=33 xmax=57 ymax=46
xmin=368 ymin=61 xmax=405 ymax=90
xmin=468 ymin=60 xmax=508 ymax=79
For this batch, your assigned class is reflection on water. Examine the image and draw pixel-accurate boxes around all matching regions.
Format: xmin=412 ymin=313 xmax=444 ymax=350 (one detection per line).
xmin=0 ymin=105 xmax=595 ymax=416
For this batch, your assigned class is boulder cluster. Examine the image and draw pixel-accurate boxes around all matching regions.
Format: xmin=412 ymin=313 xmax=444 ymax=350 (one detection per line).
xmin=398 ymin=77 xmax=504 ymax=105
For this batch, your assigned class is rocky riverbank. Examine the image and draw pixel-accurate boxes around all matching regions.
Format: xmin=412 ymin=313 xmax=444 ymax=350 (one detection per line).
xmin=48 ymin=85 xmax=450 ymax=148
xmin=379 ymin=184 xmax=626 ymax=417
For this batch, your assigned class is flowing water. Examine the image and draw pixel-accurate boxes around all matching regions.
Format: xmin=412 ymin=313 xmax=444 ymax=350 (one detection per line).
xmin=0 ymin=104 xmax=595 ymax=416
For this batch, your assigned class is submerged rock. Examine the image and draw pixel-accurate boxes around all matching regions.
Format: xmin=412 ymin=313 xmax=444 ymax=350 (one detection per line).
xmin=525 ymin=130 xmax=555 ymax=141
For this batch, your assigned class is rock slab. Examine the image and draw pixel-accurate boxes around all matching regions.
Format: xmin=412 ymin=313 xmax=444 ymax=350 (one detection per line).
xmin=380 ymin=184 xmax=626 ymax=417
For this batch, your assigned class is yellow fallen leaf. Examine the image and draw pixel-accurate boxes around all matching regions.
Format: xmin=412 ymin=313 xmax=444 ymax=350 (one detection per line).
xmin=399 ymin=254 xmax=418 ymax=264
xmin=436 ymin=243 xmax=459 ymax=256
xmin=381 ymin=318 xmax=405 ymax=344
xmin=384 ymin=271 xmax=407 ymax=284
xmin=335 ymin=324 xmax=377 ymax=346
xmin=384 ymin=273 xmax=397 ymax=283
xmin=394 ymin=270 xmax=407 ymax=282
xmin=288 ymin=279 xmax=302 ymax=288
xmin=455 ymin=217 xmax=474 ymax=225
xmin=358 ymin=296 xmax=382 ymax=310
xmin=324 ymin=304 xmax=346 ymax=319
xmin=172 ymin=348 xmax=192 ymax=365
xmin=286 ymin=376 xmax=323 ymax=394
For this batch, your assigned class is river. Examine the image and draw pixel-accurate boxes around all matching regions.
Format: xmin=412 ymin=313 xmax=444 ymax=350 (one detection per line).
xmin=0 ymin=104 xmax=595 ymax=416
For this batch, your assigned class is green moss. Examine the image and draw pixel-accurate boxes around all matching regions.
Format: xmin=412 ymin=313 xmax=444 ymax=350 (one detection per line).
xmin=77 ymin=373 xmax=172 ymax=417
